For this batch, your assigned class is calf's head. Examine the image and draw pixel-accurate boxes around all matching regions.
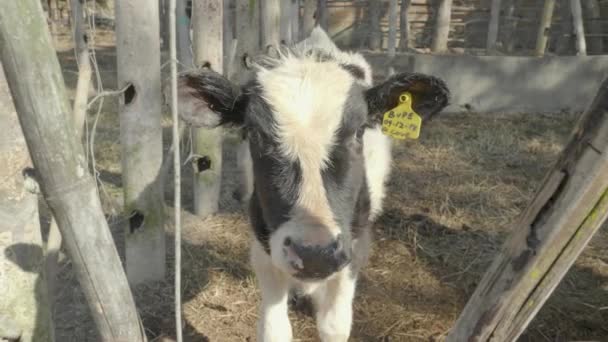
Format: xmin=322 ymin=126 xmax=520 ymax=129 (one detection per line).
xmin=177 ymin=43 xmax=448 ymax=281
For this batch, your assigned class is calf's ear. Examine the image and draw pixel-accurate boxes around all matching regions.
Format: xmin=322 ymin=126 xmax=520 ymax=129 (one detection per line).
xmin=176 ymin=69 xmax=244 ymax=127
xmin=365 ymin=73 xmax=450 ymax=121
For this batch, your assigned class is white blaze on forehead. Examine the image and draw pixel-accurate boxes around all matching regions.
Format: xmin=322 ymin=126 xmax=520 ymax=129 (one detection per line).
xmin=257 ymin=56 xmax=354 ymax=232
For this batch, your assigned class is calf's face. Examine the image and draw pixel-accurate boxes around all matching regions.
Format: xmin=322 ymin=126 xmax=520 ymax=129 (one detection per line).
xmin=177 ymin=52 xmax=448 ymax=281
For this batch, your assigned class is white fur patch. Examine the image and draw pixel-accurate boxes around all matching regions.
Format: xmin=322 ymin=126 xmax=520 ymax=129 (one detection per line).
xmin=363 ymin=127 xmax=393 ymax=220
xmin=312 ymin=266 xmax=357 ymax=342
xmin=257 ymin=55 xmax=354 ymax=233
xmin=250 ymin=239 xmax=293 ymax=342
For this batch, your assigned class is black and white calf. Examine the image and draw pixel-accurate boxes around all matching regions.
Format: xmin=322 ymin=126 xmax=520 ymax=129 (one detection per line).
xmin=177 ymin=28 xmax=449 ymax=342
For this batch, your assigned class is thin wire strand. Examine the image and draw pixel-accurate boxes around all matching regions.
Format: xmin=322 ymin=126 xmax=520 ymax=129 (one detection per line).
xmin=168 ymin=0 xmax=183 ymax=341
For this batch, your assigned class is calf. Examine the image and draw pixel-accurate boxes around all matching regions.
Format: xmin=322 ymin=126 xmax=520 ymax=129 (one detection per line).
xmin=177 ymin=27 xmax=449 ymax=342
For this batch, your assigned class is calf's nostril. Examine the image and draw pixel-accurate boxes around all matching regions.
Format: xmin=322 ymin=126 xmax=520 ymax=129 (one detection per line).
xmin=284 ymin=237 xmax=292 ymax=247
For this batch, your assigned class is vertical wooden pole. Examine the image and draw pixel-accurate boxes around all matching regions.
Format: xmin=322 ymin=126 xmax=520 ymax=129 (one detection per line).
xmin=503 ymin=0 xmax=518 ymax=53
xmin=486 ymin=0 xmax=502 ymax=53
xmin=261 ymin=0 xmax=281 ymax=48
xmin=535 ymin=0 xmax=556 ymax=56
xmin=302 ymin=0 xmax=317 ymax=38
xmin=317 ymin=0 xmax=328 ymax=30
xmin=280 ymin=0 xmax=290 ymax=44
xmin=0 ymin=0 xmax=146 ymax=340
xmin=70 ymin=0 xmax=86 ymax=58
xmin=191 ymin=0 xmax=224 ymax=217
xmin=570 ymin=0 xmax=587 ymax=55
xmin=431 ymin=0 xmax=453 ymax=52
xmin=224 ymin=0 xmax=235 ymax=75
xmin=176 ymin=0 xmax=193 ymax=69
xmin=387 ymin=0 xmax=398 ymax=57
xmin=116 ymin=0 xmax=166 ymax=284
xmin=581 ymin=0 xmax=602 ymax=54
xmin=291 ymin=0 xmax=300 ymax=43
xmin=447 ymin=78 xmax=608 ymax=342
xmin=232 ymin=1 xmax=259 ymax=204
xmin=399 ymin=0 xmax=411 ymax=51
xmin=0 ymin=66 xmax=54 ymax=342
xmin=368 ymin=0 xmax=383 ymax=51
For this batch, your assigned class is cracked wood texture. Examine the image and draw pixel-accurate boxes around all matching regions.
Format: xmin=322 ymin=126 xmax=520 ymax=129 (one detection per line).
xmin=447 ymin=78 xmax=608 ymax=341
xmin=0 ymin=0 xmax=145 ymax=340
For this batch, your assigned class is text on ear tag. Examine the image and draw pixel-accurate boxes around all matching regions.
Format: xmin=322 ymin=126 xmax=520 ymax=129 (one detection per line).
xmin=381 ymin=92 xmax=422 ymax=140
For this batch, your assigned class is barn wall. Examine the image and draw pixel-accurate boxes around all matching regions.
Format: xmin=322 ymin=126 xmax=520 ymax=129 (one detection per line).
xmin=366 ymin=52 xmax=608 ymax=114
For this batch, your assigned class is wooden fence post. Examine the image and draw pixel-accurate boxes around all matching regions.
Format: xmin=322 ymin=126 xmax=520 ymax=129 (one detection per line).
xmin=502 ymin=0 xmax=518 ymax=53
xmin=176 ymin=0 xmax=193 ymax=69
xmin=535 ymin=0 xmax=556 ymax=56
xmin=399 ymin=0 xmax=411 ymax=51
xmin=317 ymin=0 xmax=328 ymax=30
xmin=368 ymin=0 xmax=383 ymax=51
xmin=115 ymin=0 xmax=166 ymax=284
xmin=581 ymin=0 xmax=602 ymax=54
xmin=431 ymin=0 xmax=453 ymax=52
xmin=446 ymin=78 xmax=608 ymax=341
xmin=387 ymin=0 xmax=398 ymax=58
xmin=261 ymin=0 xmax=281 ymax=48
xmin=290 ymin=0 xmax=300 ymax=43
xmin=486 ymin=0 xmax=502 ymax=53
xmin=302 ymin=0 xmax=317 ymax=39
xmin=191 ymin=0 xmax=224 ymax=217
xmin=0 ymin=0 xmax=146 ymax=340
xmin=570 ymin=0 xmax=587 ymax=55
xmin=0 ymin=65 xmax=53 ymax=342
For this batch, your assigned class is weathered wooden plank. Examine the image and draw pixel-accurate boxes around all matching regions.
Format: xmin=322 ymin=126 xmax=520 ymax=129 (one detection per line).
xmin=570 ymin=0 xmax=587 ymax=55
xmin=486 ymin=0 xmax=502 ymax=53
xmin=191 ymin=0 xmax=224 ymax=217
xmin=446 ymin=78 xmax=608 ymax=341
xmin=116 ymin=0 xmax=166 ymax=284
xmin=0 ymin=0 xmax=146 ymax=340
xmin=431 ymin=0 xmax=453 ymax=52
xmin=290 ymin=0 xmax=300 ymax=43
xmin=535 ymin=0 xmax=555 ymax=56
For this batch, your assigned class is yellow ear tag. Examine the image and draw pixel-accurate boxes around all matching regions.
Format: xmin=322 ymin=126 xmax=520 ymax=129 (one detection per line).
xmin=381 ymin=92 xmax=422 ymax=140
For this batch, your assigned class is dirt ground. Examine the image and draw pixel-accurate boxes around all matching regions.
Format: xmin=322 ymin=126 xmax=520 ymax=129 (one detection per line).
xmin=44 ymin=25 xmax=608 ymax=342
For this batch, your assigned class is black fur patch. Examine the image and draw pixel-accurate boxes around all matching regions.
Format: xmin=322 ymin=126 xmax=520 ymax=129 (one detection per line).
xmin=340 ymin=63 xmax=366 ymax=81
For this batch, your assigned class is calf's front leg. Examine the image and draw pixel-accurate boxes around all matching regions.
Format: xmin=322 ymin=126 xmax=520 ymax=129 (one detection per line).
xmin=312 ymin=267 xmax=357 ymax=342
xmin=250 ymin=240 xmax=292 ymax=342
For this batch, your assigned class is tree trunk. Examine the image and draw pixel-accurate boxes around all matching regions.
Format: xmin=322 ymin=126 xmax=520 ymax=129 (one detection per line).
xmin=570 ymin=0 xmax=587 ymax=55
xmin=447 ymin=77 xmax=608 ymax=341
xmin=302 ymin=0 xmax=316 ymax=39
xmin=399 ymin=0 xmax=411 ymax=51
xmin=191 ymin=0 xmax=224 ymax=217
xmin=0 ymin=0 xmax=146 ymax=340
xmin=534 ymin=0 xmax=556 ymax=56
xmin=486 ymin=0 xmax=502 ymax=54
xmin=581 ymin=0 xmax=602 ymax=54
xmin=115 ymin=0 xmax=166 ymax=284
xmin=261 ymin=0 xmax=281 ymax=48
xmin=431 ymin=0 xmax=453 ymax=53
xmin=0 ymin=64 xmax=53 ymax=342
xmin=176 ymin=0 xmax=193 ymax=69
